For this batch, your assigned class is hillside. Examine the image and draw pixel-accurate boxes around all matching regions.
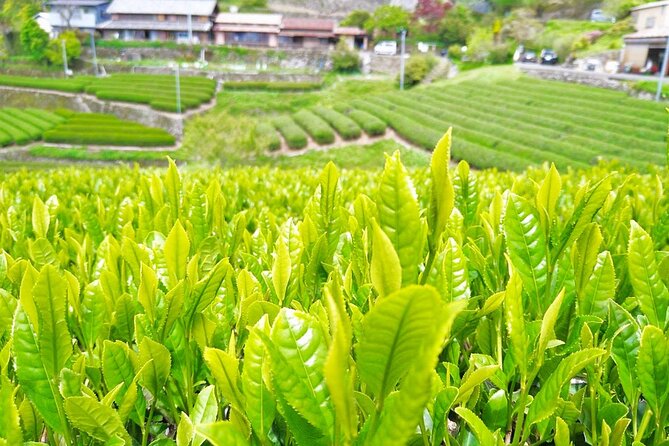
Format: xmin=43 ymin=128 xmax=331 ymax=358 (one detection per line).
xmin=267 ymin=0 xmax=416 ymax=17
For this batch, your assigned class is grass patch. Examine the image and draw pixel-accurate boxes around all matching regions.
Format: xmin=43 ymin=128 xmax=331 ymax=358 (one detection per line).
xmin=254 ymin=140 xmax=429 ymax=169
xmin=29 ymin=146 xmax=184 ymax=161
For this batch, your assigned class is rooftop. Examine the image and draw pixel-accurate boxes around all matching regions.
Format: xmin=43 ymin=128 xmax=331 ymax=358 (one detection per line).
xmin=215 ymin=12 xmax=282 ymax=26
xmin=97 ymin=19 xmax=212 ymax=32
xmin=47 ymin=0 xmax=110 ymax=5
xmin=624 ymin=27 xmax=669 ymax=40
xmin=106 ymin=0 xmax=217 ymax=16
xmin=631 ymin=1 xmax=669 ymax=12
xmin=281 ymin=17 xmax=335 ymax=31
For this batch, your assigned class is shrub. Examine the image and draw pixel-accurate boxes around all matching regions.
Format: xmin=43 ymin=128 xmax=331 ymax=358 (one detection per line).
xmin=292 ymin=109 xmax=336 ymax=145
xmin=403 ymin=55 xmax=436 ymax=87
xmin=447 ymin=44 xmax=463 ymax=60
xmin=0 ymin=75 xmax=87 ymax=92
xmin=332 ymin=41 xmax=361 ymax=73
xmin=43 ymin=130 xmax=175 ymax=147
xmin=311 ymin=106 xmax=362 ymax=140
xmin=272 ymin=116 xmax=308 ymax=149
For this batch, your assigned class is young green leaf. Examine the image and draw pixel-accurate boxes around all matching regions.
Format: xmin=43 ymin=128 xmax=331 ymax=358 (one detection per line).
xmin=370 ymin=219 xmax=401 ymax=298
xmin=428 ymin=128 xmax=455 ymax=247
xmin=628 ymin=221 xmax=669 ymax=328
xmin=377 ymin=151 xmax=423 ymax=286
xmin=165 ymin=220 xmax=190 ymax=286
xmin=579 ymin=251 xmax=615 ymax=319
xmin=504 ymin=194 xmax=548 ymax=315
xmin=203 ymin=348 xmax=245 ymax=411
xmin=138 ymin=337 xmax=171 ymax=399
xmin=64 ymin=396 xmax=131 ymax=445
xmin=271 ymin=237 xmax=291 ymax=304
xmin=637 ymin=325 xmax=669 ymax=417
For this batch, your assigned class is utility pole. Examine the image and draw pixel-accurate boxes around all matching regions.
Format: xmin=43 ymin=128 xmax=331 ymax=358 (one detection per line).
xmin=399 ymin=28 xmax=407 ymax=91
xmin=656 ymin=35 xmax=669 ymax=101
xmin=90 ymin=31 xmax=98 ymax=76
xmin=61 ymin=38 xmax=69 ymax=76
xmin=175 ymin=63 xmax=182 ymax=115
xmin=187 ymin=12 xmax=193 ymax=45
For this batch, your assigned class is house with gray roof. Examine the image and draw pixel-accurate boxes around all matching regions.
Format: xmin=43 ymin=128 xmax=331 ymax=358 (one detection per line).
xmin=45 ymin=0 xmax=111 ymax=34
xmin=97 ymin=0 xmax=217 ymax=43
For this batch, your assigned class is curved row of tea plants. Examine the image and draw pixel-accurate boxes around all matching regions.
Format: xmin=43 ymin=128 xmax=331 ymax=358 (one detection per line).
xmin=44 ymin=111 xmax=176 ymax=147
xmin=0 ymin=131 xmax=668 ymax=445
xmin=343 ymin=76 xmax=667 ymax=171
xmin=0 ymin=108 xmax=65 ymax=146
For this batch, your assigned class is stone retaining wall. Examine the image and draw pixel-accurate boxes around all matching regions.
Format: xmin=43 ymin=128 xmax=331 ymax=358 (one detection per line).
xmin=0 ymin=89 xmax=184 ymax=136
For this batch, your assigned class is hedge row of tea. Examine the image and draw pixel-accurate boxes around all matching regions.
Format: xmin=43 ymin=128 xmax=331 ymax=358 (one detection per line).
xmin=272 ymin=106 xmax=387 ymax=149
xmin=45 ymin=111 xmax=176 ymax=147
xmin=347 ymin=77 xmax=667 ymax=171
xmin=0 ymin=138 xmax=668 ymax=446
xmin=0 ymin=107 xmax=175 ymax=147
xmin=0 ymin=108 xmax=65 ymax=145
xmin=0 ymin=74 xmax=217 ymax=112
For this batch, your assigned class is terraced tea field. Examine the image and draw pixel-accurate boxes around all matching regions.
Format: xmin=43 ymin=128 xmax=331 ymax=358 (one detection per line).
xmin=0 ymin=107 xmax=175 ymax=147
xmin=259 ymin=74 xmax=667 ymax=171
xmin=0 ymin=74 xmax=217 ymax=112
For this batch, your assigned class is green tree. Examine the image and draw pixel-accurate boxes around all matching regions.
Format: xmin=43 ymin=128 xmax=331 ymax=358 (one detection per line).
xmin=2 ymin=1 xmax=40 ymax=31
xmin=19 ymin=17 xmax=49 ymax=61
xmin=439 ymin=4 xmax=474 ymax=46
xmin=45 ymin=31 xmax=81 ymax=66
xmin=366 ymin=5 xmax=410 ymax=37
xmin=0 ymin=34 xmax=7 ymax=66
xmin=341 ymin=10 xmax=371 ymax=28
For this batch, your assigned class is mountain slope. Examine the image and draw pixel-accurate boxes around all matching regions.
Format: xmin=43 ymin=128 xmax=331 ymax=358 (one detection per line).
xmin=268 ymin=0 xmax=416 ymax=17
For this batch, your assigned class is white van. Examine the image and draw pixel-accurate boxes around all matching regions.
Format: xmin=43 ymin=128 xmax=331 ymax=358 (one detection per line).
xmin=374 ymin=41 xmax=397 ymax=56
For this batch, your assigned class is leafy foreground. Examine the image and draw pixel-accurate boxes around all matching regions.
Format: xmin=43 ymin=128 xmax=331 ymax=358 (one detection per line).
xmin=0 ymin=131 xmax=668 ymax=446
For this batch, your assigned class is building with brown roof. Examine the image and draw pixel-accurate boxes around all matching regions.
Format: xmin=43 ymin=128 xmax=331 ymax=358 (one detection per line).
xmin=214 ymin=12 xmax=282 ymax=47
xmin=97 ymin=0 xmax=217 ymax=43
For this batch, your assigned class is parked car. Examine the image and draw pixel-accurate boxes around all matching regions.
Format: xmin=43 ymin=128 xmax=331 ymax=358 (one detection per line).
xmin=590 ymin=9 xmax=615 ymax=23
xmin=520 ymin=50 xmax=538 ymax=63
xmin=374 ymin=41 xmax=397 ymax=56
xmin=540 ymin=49 xmax=558 ymax=65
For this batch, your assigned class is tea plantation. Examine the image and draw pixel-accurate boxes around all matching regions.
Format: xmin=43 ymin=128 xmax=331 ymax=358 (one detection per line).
xmin=241 ymin=74 xmax=668 ymax=171
xmin=0 ymin=74 xmax=217 ymax=112
xmin=1 ymin=134 xmax=669 ymax=445
xmin=0 ymin=107 xmax=175 ymax=147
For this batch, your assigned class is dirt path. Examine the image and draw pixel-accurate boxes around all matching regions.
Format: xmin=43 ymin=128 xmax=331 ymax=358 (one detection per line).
xmin=272 ymin=127 xmax=429 ymax=158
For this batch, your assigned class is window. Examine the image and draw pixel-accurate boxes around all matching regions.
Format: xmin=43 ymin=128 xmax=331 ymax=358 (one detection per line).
xmin=646 ymin=16 xmax=656 ymax=29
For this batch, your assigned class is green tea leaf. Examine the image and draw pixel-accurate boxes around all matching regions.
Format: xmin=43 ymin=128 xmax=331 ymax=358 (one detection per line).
xmin=195 ymin=422 xmax=248 ymax=446
xmin=138 ymin=337 xmax=171 ymax=399
xmin=628 ymin=221 xmax=669 ymax=328
xmin=377 ymin=151 xmax=423 ymax=286
xmin=526 ymin=348 xmax=605 ymax=427
xmin=165 ymin=220 xmax=190 ymax=286
xmin=265 ymin=308 xmax=333 ymax=437
xmin=271 ymin=237 xmax=291 ymax=304
xmin=428 ymin=129 xmax=455 ymax=247
xmin=580 ymin=251 xmax=614 ymax=319
xmin=32 ymin=196 xmax=49 ymax=239
xmin=504 ymin=194 xmax=548 ymax=315
xmin=357 ymin=285 xmax=441 ymax=400
xmin=637 ymin=325 xmax=669 ymax=416
xmin=455 ymin=407 xmax=500 ymax=445
xmin=203 ymin=348 xmax=245 ymax=410
xmin=370 ymin=219 xmax=401 ymax=298
xmin=64 ymin=396 xmax=131 ymax=445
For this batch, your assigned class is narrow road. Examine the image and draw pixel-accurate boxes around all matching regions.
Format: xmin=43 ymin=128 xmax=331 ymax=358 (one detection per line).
xmin=517 ymin=62 xmax=666 ymax=83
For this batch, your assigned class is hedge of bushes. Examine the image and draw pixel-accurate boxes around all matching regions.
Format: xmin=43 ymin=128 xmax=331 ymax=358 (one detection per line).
xmin=0 ymin=108 xmax=64 ymax=146
xmin=0 ymin=75 xmax=88 ymax=93
xmin=43 ymin=113 xmax=176 ymax=147
xmin=413 ymin=89 xmax=665 ymax=163
xmin=0 ymin=73 xmax=216 ymax=112
xmin=335 ymin=106 xmax=387 ymax=136
xmin=350 ymin=99 xmax=530 ymax=171
xmin=223 ymin=81 xmax=322 ymax=92
xmin=255 ymin=122 xmax=282 ymax=151
xmin=292 ymin=109 xmax=335 ymax=145
xmin=310 ymin=106 xmax=361 ymax=140
xmin=272 ymin=116 xmax=308 ymax=150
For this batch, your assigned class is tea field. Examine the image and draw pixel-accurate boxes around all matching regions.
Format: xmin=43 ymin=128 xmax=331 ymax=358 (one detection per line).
xmin=0 ymin=108 xmax=175 ymax=148
xmin=0 ymin=131 xmax=668 ymax=445
xmin=0 ymin=74 xmax=217 ymax=112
